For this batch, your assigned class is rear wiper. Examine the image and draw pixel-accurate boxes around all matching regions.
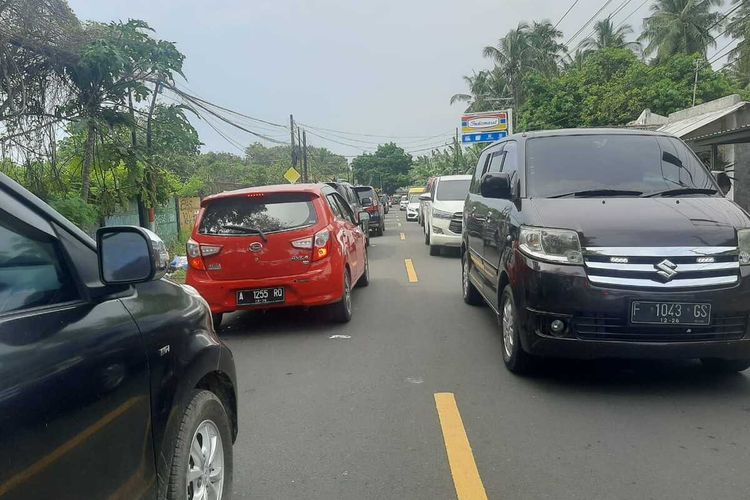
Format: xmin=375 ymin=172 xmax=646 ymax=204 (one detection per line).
xmin=642 ymin=187 xmax=718 ymax=197
xmin=221 ymin=224 xmax=268 ymax=241
xmin=548 ymin=189 xmax=643 ymax=198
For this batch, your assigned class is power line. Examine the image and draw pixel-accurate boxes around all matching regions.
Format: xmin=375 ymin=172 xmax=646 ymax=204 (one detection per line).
xmin=614 ymin=0 xmax=650 ymax=30
xmin=570 ymin=0 xmax=636 ymax=53
xmin=565 ymin=0 xmax=616 ymax=46
xmin=554 ymin=0 xmax=581 ymax=29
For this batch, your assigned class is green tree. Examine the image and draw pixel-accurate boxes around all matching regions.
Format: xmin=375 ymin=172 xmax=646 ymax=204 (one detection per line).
xmin=640 ymin=0 xmax=723 ymax=61
xmin=726 ymin=0 xmax=750 ymax=88
xmin=351 ymin=143 xmax=413 ymax=194
xmin=450 ymin=69 xmax=509 ymax=112
xmin=581 ymin=18 xmax=640 ymax=52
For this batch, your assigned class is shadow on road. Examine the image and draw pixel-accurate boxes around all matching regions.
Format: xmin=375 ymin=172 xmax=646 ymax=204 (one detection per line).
xmin=524 ymin=357 xmax=750 ymax=397
xmin=219 ymin=306 xmax=335 ymax=337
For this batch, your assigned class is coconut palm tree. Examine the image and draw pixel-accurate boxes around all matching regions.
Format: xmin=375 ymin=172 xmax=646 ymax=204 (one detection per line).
xmin=581 ymin=18 xmax=641 ymax=53
xmin=725 ymin=0 xmax=750 ymax=87
xmin=449 ymin=69 xmax=509 ymax=112
xmin=526 ymin=21 xmax=567 ymax=76
xmin=640 ymin=0 xmax=724 ymax=61
xmin=482 ymin=23 xmax=531 ymax=110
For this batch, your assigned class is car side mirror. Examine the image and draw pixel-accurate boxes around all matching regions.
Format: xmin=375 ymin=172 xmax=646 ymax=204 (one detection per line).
xmin=419 ymin=193 xmax=432 ymax=201
xmin=480 ymin=172 xmax=513 ymax=199
xmin=358 ymin=210 xmax=370 ymax=230
xmin=97 ymin=226 xmax=169 ymax=285
xmin=715 ymin=171 xmax=732 ymax=195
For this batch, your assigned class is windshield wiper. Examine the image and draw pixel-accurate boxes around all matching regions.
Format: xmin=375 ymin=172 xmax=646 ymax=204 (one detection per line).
xmin=221 ymin=224 xmax=268 ymax=240
xmin=548 ymin=189 xmax=644 ymax=198
xmin=642 ymin=187 xmax=717 ymax=198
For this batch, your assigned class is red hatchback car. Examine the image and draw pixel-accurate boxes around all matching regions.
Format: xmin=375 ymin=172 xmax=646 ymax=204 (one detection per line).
xmin=186 ymin=183 xmax=369 ymax=328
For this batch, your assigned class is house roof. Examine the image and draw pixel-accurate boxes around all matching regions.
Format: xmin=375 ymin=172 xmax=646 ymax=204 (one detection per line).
xmin=657 ymin=102 xmax=748 ymax=138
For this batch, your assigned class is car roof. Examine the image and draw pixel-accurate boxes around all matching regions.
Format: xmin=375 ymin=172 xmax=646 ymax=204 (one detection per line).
xmin=353 ymin=185 xmax=375 ymax=191
xmin=202 ymin=183 xmax=325 ymax=205
xmin=481 ymin=127 xmax=676 ymax=153
xmin=436 ymin=174 xmax=472 ymax=181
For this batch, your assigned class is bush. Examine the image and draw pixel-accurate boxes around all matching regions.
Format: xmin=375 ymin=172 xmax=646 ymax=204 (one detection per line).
xmin=50 ymin=196 xmax=99 ymax=230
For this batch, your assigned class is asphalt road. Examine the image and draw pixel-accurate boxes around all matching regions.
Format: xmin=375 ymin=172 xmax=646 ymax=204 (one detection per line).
xmin=220 ymin=210 xmax=750 ymax=500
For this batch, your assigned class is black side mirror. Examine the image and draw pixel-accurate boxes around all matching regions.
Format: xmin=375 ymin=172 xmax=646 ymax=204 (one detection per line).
xmin=97 ymin=226 xmax=169 ymax=285
xmin=480 ymin=172 xmax=513 ymax=199
xmin=715 ymin=171 xmax=732 ymax=196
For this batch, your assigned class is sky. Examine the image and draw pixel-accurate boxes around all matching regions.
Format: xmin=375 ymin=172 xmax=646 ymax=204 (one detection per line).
xmin=66 ymin=0 xmax=658 ymax=157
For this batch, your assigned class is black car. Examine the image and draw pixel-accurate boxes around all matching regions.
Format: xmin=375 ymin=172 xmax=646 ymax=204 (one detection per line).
xmin=0 ymin=173 xmax=237 ymax=499
xmin=354 ymin=186 xmax=386 ymax=236
xmin=326 ymin=181 xmax=370 ymax=245
xmin=462 ymin=128 xmax=750 ymax=374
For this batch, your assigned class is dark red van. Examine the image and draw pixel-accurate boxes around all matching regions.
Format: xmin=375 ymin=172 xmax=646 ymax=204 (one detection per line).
xmin=186 ymin=183 xmax=369 ymax=328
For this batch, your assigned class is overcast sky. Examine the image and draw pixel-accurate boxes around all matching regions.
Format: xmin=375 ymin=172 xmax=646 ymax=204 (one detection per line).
xmin=67 ymin=0 xmax=655 ymax=157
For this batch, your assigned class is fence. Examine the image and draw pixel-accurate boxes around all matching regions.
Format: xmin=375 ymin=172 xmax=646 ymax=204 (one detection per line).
xmin=103 ymin=196 xmax=201 ymax=250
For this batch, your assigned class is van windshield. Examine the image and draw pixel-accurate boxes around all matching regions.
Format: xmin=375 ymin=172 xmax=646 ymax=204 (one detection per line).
xmin=436 ymin=179 xmax=470 ymax=201
xmin=526 ymin=135 xmax=718 ymax=198
xmin=199 ymin=193 xmax=318 ymax=235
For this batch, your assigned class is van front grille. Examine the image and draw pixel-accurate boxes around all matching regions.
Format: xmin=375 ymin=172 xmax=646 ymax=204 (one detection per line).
xmin=448 ymin=213 xmax=463 ymax=234
xmin=584 ymin=247 xmax=739 ymax=289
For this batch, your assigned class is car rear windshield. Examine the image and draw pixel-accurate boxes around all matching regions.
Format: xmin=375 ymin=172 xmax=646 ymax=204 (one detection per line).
xmin=525 ymin=134 xmax=717 ymax=198
xmin=199 ymin=193 xmax=318 ymax=235
xmin=436 ymin=179 xmax=470 ymax=201
xmin=409 ymin=194 xmax=420 ymax=203
xmin=354 ymin=188 xmax=376 ymax=206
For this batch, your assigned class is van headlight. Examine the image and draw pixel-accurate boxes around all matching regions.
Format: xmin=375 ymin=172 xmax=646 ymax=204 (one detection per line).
xmin=738 ymin=229 xmax=750 ymax=265
xmin=519 ymin=226 xmax=583 ymax=265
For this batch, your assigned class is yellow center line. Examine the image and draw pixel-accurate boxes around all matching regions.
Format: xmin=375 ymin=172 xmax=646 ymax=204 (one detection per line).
xmin=404 ymin=258 xmax=418 ymax=282
xmin=400 ymin=232 xmax=406 ymax=240
xmin=434 ymin=393 xmax=488 ymax=500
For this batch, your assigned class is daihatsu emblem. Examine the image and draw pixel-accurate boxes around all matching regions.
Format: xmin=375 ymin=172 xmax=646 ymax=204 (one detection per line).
xmin=655 ymin=259 xmax=678 ymax=281
xmin=249 ymin=242 xmax=263 ymax=253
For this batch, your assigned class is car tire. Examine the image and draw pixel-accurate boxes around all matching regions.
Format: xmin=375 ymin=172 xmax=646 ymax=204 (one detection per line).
xmin=167 ymin=390 xmax=233 ymax=500
xmin=429 ymin=244 xmax=440 ymax=256
xmin=212 ymin=313 xmax=223 ymax=332
xmin=700 ymin=358 xmax=750 ymax=373
xmin=499 ymin=285 xmax=535 ymax=375
xmin=357 ymin=252 xmax=370 ymax=287
xmin=329 ymin=270 xmax=353 ymax=322
xmin=462 ymin=253 xmax=483 ymax=306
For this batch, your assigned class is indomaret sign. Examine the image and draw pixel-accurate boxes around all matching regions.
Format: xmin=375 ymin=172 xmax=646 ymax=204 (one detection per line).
xmin=460 ymin=110 xmax=512 ymax=144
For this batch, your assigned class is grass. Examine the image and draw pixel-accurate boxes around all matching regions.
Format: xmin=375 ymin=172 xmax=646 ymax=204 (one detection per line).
xmin=167 ymin=269 xmax=186 ymax=284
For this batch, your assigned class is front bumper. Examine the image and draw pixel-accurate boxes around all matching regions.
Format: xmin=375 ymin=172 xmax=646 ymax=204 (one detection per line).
xmin=406 ymin=210 xmax=419 ymax=220
xmin=430 ymin=219 xmax=461 ymax=247
xmin=186 ymin=261 xmax=343 ymax=314
xmin=512 ymin=252 xmax=750 ymax=360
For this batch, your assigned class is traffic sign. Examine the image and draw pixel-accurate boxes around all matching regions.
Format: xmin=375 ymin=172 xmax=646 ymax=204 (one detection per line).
xmin=283 ymin=167 xmax=301 ymax=184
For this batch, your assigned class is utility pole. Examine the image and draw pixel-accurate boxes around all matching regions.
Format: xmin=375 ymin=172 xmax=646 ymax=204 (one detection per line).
xmin=302 ymin=130 xmax=309 ymax=182
xmin=692 ymin=60 xmax=700 ymax=107
xmin=290 ymin=114 xmax=297 ymax=169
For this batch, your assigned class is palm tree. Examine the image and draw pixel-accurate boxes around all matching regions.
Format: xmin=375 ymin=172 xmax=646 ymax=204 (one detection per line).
xmin=581 ymin=18 xmax=641 ymax=53
xmin=726 ymin=0 xmax=750 ymax=87
xmin=526 ymin=21 xmax=567 ymax=76
xmin=482 ymin=23 xmax=531 ymax=111
xmin=449 ymin=69 xmax=509 ymax=112
xmin=564 ymin=49 xmax=591 ymax=70
xmin=640 ymin=0 xmax=724 ymax=61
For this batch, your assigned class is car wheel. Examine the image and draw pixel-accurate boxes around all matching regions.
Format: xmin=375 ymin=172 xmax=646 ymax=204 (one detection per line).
xmin=499 ymin=285 xmax=535 ymax=374
xmin=429 ymin=244 xmax=440 ymax=256
xmin=462 ymin=253 xmax=483 ymax=306
xmin=357 ymin=253 xmax=370 ymax=287
xmin=700 ymin=358 xmax=750 ymax=373
xmin=212 ymin=313 xmax=223 ymax=332
xmin=167 ymin=390 xmax=233 ymax=500
xmin=329 ymin=270 xmax=353 ymax=322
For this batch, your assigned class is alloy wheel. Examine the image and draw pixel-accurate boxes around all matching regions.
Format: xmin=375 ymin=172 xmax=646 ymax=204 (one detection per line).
xmin=462 ymin=257 xmax=470 ymax=298
xmin=344 ymin=273 xmax=352 ymax=315
xmin=502 ymin=296 xmax=515 ymax=360
xmin=187 ymin=419 xmax=225 ymax=500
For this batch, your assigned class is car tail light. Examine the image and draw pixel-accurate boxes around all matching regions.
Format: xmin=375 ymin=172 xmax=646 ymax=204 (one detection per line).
xmin=366 ymin=206 xmax=378 ymax=213
xmin=187 ymin=239 xmax=222 ymax=270
xmin=313 ymin=229 xmax=330 ymax=261
xmin=291 ymin=237 xmax=313 ymax=249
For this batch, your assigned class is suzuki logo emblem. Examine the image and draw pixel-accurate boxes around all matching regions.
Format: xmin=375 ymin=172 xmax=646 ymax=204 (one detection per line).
xmin=655 ymin=259 xmax=678 ymax=281
xmin=248 ymin=242 xmax=263 ymax=253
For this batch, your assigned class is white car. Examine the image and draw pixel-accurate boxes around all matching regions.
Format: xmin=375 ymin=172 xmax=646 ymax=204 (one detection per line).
xmin=422 ymin=175 xmax=471 ymax=255
xmin=406 ymin=194 xmax=421 ymax=221
xmin=399 ymin=195 xmax=408 ymax=211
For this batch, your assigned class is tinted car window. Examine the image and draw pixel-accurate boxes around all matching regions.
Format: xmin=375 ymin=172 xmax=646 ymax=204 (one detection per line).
xmin=0 ymin=217 xmax=78 ymax=314
xmin=487 ymin=149 xmax=505 ymax=174
xmin=502 ymin=141 xmax=518 ymax=179
xmin=200 ymin=193 xmax=318 ymax=234
xmin=436 ymin=179 xmax=471 ymax=201
xmin=526 ymin=134 xmax=717 ymax=198
xmin=354 ymin=188 xmax=376 ymax=206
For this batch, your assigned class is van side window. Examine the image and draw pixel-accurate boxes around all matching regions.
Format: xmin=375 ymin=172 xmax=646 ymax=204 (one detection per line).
xmin=501 ymin=141 xmax=518 ymax=179
xmin=470 ymin=152 xmax=492 ymax=193
xmin=0 ymin=216 xmax=79 ymax=315
xmin=487 ymin=146 xmax=506 ymax=174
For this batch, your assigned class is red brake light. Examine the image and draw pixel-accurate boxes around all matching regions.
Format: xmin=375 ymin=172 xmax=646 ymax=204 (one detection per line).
xmin=187 ymin=239 xmax=222 ymax=270
xmin=312 ymin=229 xmax=330 ymax=261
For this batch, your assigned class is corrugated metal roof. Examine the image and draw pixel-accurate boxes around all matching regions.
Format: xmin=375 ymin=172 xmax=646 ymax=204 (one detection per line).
xmin=658 ymin=102 xmax=747 ymax=138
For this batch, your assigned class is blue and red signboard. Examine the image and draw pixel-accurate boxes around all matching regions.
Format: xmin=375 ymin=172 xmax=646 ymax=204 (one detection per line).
xmin=460 ymin=110 xmax=512 ymax=144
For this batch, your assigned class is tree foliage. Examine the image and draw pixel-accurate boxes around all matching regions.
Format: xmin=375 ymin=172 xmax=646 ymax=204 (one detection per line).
xmin=351 ymin=143 xmax=413 ymax=194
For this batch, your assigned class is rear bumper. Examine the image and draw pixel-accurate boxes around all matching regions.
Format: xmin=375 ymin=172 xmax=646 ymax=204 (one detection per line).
xmin=186 ymin=261 xmax=343 ymax=314
xmin=511 ymin=251 xmax=750 ymax=360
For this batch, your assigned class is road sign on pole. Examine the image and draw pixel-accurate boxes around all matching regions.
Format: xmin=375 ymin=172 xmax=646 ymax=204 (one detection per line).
xmin=284 ymin=166 xmax=301 ymax=184
xmin=460 ymin=110 xmax=512 ymax=144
